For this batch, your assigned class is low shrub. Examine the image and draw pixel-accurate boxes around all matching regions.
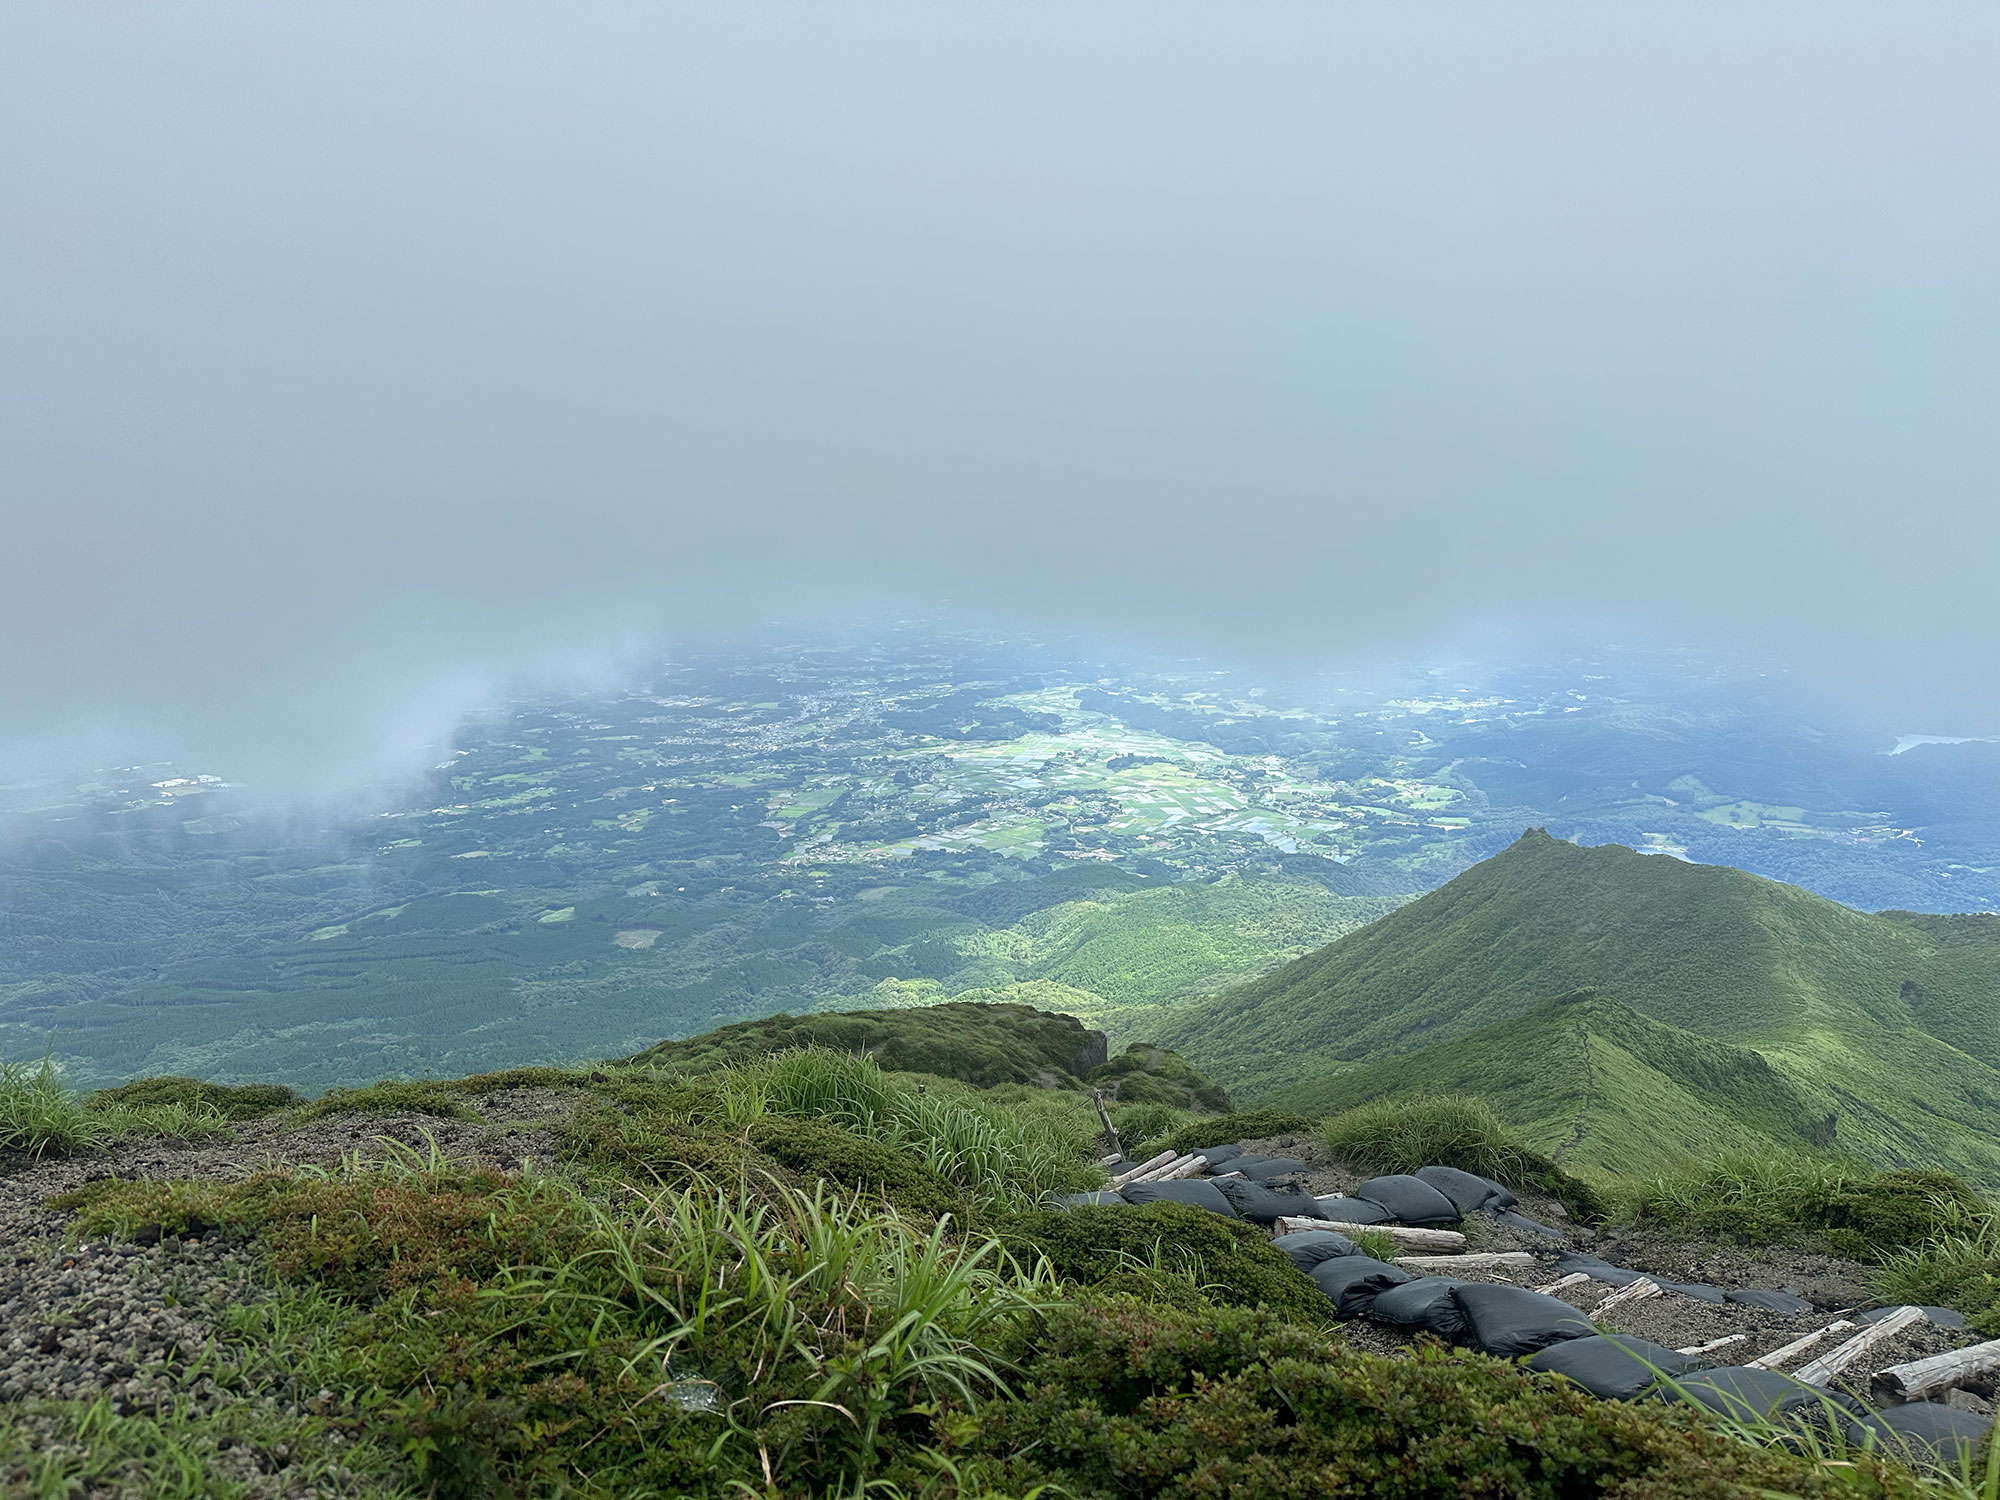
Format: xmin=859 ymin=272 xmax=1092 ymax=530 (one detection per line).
xmin=1321 ymin=1093 xmax=1604 ymax=1221
xmin=295 ymin=1078 xmax=476 ymax=1121
xmin=916 ymin=1297 xmax=1920 ymax=1499
xmin=1625 ymin=1153 xmax=1987 ymax=1257
xmin=87 ymin=1075 xmax=299 ymax=1122
xmin=748 ymin=1113 xmax=965 ymax=1218
xmin=998 ymin=1203 xmax=1331 ymax=1326
xmin=1814 ymin=1169 xmax=1991 ymax=1258
xmin=1087 ymin=1044 xmax=1232 ymax=1113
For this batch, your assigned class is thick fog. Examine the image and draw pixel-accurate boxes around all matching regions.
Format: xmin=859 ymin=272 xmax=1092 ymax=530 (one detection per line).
xmin=3 ymin=3 xmax=1996 ymax=787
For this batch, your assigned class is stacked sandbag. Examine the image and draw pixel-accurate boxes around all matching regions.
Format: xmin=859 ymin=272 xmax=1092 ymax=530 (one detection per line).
xmin=1052 ymin=1190 xmax=1127 ymax=1208
xmin=1848 ymin=1403 xmax=1994 ymax=1465
xmin=1449 ymin=1283 xmax=1597 ymax=1357
xmin=1525 ymin=1335 xmax=1702 ymax=1400
xmin=1644 ymin=1366 xmax=1840 ymax=1423
xmin=1310 ymin=1256 xmax=1414 ymax=1319
xmin=1351 ymin=1174 xmax=1462 ymax=1227
xmin=1118 ymin=1178 xmax=1240 ymax=1217
xmin=1215 ymin=1177 xmax=1328 ymax=1224
xmin=1226 ymin=1155 xmax=1310 ymax=1182
xmin=1270 ymin=1229 xmax=1359 ymax=1272
xmin=1369 ymin=1277 xmax=1471 ymax=1342
xmin=1415 ymin=1165 xmax=1516 ymax=1214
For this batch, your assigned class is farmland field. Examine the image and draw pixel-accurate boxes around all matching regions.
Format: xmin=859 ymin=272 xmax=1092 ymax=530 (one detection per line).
xmin=5 ymin=629 xmax=1999 ymax=1089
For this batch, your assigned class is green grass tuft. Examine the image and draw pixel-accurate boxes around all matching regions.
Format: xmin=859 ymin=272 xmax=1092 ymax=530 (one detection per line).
xmin=1109 ymin=1100 xmax=1192 ymax=1158
xmin=87 ymin=1075 xmax=300 ymax=1122
xmin=1321 ymin=1093 xmax=1605 ymax=1220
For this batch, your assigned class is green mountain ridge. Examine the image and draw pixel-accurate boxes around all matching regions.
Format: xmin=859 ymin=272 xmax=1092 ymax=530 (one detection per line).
xmin=1266 ymin=991 xmax=1832 ymax=1177
xmin=1157 ymin=830 xmax=2000 ymax=1183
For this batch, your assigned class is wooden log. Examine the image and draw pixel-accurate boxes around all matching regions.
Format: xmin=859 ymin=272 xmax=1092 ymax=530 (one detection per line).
xmin=1747 ymin=1320 xmax=1856 ymax=1371
xmin=1871 ymin=1338 xmax=2000 ymax=1405
xmin=1677 ymin=1334 xmax=1747 ymax=1356
xmin=1591 ymin=1277 xmax=1663 ymax=1317
xmin=1319 ymin=1222 xmax=1468 ymax=1251
xmin=1796 ymin=1306 xmax=1926 ymax=1385
xmin=1158 ymin=1154 xmax=1211 ymax=1182
xmin=1533 ymin=1272 xmax=1594 ymax=1294
xmin=1108 ymin=1150 xmax=1177 ymax=1188
xmin=1393 ymin=1251 xmax=1537 ymax=1274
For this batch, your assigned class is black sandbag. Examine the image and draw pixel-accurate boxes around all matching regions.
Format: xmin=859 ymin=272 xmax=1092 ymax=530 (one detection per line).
xmin=1354 ymin=1174 xmax=1462 ymax=1226
xmin=1655 ymin=1279 xmax=1728 ymax=1306
xmin=1238 ymin=1157 xmax=1309 ymax=1182
xmin=1860 ymin=1304 xmax=1967 ymax=1329
xmin=1647 ymin=1367 xmax=1831 ymax=1422
xmin=1492 ymin=1207 xmax=1566 ymax=1240
xmin=1215 ymin=1177 xmax=1326 ymax=1224
xmin=1054 ymin=1190 xmax=1127 ymax=1209
xmin=1309 ymin=1255 xmax=1415 ymax=1319
xmin=1524 ymin=1334 xmax=1702 ymax=1401
xmin=1848 ymin=1403 xmax=1992 ymax=1466
xmin=1727 ymin=1289 xmax=1815 ymax=1313
xmin=1271 ymin=1229 xmax=1359 ymax=1272
xmin=1189 ymin=1143 xmax=1245 ymax=1166
xmin=1450 ymin=1283 xmax=1597 ymax=1356
xmin=1415 ymin=1165 xmax=1517 ymax=1214
xmin=1119 ymin=1178 xmax=1240 ymax=1217
xmin=1312 ymin=1195 xmax=1397 ymax=1226
xmin=1369 ymin=1277 xmax=1470 ymax=1341
xmin=1557 ymin=1253 xmax=1647 ymax=1288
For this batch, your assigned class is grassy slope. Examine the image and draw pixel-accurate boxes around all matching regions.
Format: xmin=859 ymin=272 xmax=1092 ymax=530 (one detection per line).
xmin=625 ymin=999 xmax=1232 ymax=1110
xmin=624 ymin=1000 xmax=1113 ymax=1086
xmin=1267 ymin=992 xmax=1830 ymax=1178
xmin=1159 ymin=830 xmax=2000 ymax=1182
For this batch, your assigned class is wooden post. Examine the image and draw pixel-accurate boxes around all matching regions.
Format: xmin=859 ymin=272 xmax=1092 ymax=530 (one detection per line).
xmin=1158 ymin=1154 xmax=1211 ymax=1181
xmin=1129 ymin=1153 xmax=1199 ymax=1184
xmin=1796 ymin=1306 xmax=1926 ymax=1385
xmin=1394 ymin=1251 xmax=1538 ymax=1274
xmin=1093 ymin=1089 xmax=1122 ymax=1159
xmin=1108 ymin=1150 xmax=1177 ymax=1188
xmin=1748 ymin=1320 xmax=1856 ymax=1371
xmin=1871 ymin=1338 xmax=2000 ymax=1405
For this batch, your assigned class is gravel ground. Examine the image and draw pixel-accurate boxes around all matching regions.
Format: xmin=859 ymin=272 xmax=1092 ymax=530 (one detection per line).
xmin=0 ymin=1091 xmax=583 ymax=1498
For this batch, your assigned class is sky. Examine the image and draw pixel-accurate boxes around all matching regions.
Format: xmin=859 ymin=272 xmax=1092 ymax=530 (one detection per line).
xmin=3 ymin=3 xmax=1996 ymax=789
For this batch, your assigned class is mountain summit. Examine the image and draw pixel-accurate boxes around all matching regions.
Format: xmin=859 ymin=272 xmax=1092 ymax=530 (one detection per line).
xmin=1157 ymin=830 xmax=2000 ymax=1181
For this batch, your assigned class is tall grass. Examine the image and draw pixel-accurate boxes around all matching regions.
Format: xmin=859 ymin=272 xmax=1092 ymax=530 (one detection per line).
xmin=0 ymin=1057 xmax=103 ymax=1157
xmin=1877 ymin=1196 xmax=2000 ymax=1332
xmin=1321 ymin=1094 xmax=1534 ymax=1184
xmin=739 ymin=1048 xmax=1096 ymax=1208
xmin=1621 ymin=1149 xmax=1860 ymax=1236
xmin=0 ymin=1056 xmax=236 ymax=1158
xmin=484 ymin=1170 xmax=1054 ymax=1473
xmin=1110 ymin=1101 xmax=1191 ymax=1158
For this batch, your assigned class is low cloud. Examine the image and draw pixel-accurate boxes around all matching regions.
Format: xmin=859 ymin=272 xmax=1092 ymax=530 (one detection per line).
xmin=3 ymin=2 xmax=1995 ymax=790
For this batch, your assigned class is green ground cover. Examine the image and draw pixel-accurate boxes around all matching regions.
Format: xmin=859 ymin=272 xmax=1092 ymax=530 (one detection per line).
xmin=8 ymin=1026 xmax=1994 ymax=1499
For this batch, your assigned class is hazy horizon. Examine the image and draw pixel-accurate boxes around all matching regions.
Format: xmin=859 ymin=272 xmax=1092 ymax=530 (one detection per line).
xmin=5 ymin=3 xmax=1997 ymax=793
